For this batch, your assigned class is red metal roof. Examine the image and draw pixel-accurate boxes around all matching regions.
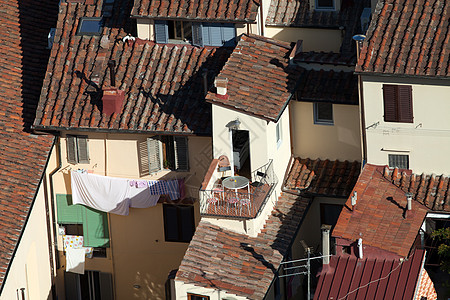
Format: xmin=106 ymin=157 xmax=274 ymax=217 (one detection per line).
xmin=0 ymin=0 xmax=57 ymax=287
xmin=314 ymin=249 xmax=425 ymax=300
xmin=356 ymin=0 xmax=450 ymax=77
xmin=131 ymin=0 xmax=261 ymax=22
xmin=332 ymin=164 xmax=429 ymax=258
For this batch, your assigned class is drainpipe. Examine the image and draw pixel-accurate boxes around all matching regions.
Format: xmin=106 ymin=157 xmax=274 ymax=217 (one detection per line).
xmin=48 ymin=136 xmax=62 ymax=274
xmin=259 ymin=0 xmax=264 ymax=36
xmin=353 ymin=34 xmax=367 ymax=166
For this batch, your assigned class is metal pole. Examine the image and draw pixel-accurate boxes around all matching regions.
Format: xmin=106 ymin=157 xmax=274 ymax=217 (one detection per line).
xmin=307 ymin=248 xmax=311 ymax=300
xmin=229 ymin=129 xmax=234 ymax=177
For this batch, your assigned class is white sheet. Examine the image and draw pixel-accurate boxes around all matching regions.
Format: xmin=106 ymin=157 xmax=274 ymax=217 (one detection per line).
xmin=66 ymin=248 xmax=85 ymax=274
xmin=71 ymin=171 xmax=160 ymax=215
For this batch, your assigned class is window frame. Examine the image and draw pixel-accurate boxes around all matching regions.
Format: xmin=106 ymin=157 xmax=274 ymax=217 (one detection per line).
xmin=313 ymin=102 xmax=334 ymax=125
xmin=315 ymin=0 xmax=335 ymax=10
xmin=147 ymin=136 xmax=189 ymax=173
xmin=77 ymin=17 xmax=103 ymax=36
xmin=187 ymin=293 xmax=210 ymax=300
xmin=67 ymin=135 xmax=90 ymax=164
xmin=388 ymin=154 xmax=409 ymax=169
xmin=163 ymin=204 xmax=195 ymax=243
xmin=383 ymin=84 xmax=413 ymax=123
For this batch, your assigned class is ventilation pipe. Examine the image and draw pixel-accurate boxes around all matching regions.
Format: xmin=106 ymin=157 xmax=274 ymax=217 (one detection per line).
xmin=202 ymin=69 xmax=208 ymax=96
xmin=321 ymin=225 xmax=332 ymax=265
xmin=357 ymin=238 xmax=363 ymax=259
xmin=405 ymin=192 xmax=413 ymax=218
xmin=351 ymin=191 xmax=357 ymax=211
xmin=107 ymin=60 xmax=116 ymax=87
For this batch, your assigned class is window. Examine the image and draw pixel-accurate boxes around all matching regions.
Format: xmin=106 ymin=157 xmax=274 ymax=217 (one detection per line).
xmin=77 ymin=18 xmax=103 ymax=35
xmin=188 ymin=294 xmax=210 ymax=300
xmin=320 ymin=204 xmax=343 ymax=230
xmin=383 ymin=84 xmax=413 ymax=123
xmin=67 ymin=135 xmax=89 ymax=164
xmin=65 ymin=271 xmax=113 ymax=300
xmin=163 ymin=204 xmax=195 ymax=243
xmin=316 ymin=0 xmax=334 ymax=9
xmin=388 ymin=154 xmax=409 ymax=169
xmin=56 ymin=194 xmax=109 ymax=248
xmin=276 ymin=121 xmax=282 ymax=147
xmin=314 ymin=102 xmax=333 ymax=125
xmin=147 ymin=136 xmax=189 ymax=173
xmin=155 ymin=21 xmax=236 ymax=47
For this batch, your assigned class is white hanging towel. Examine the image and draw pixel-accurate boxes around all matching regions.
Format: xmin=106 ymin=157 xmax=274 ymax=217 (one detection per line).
xmin=66 ymin=248 xmax=86 ymax=274
xmin=71 ymin=171 xmax=160 ymax=215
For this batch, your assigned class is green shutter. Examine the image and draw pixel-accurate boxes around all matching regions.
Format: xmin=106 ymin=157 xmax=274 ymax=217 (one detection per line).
xmin=77 ymin=136 xmax=90 ymax=164
xmin=56 ymin=194 xmax=83 ymax=224
xmin=83 ymin=207 xmax=110 ymax=248
xmin=66 ymin=135 xmax=78 ymax=164
xmin=174 ymin=136 xmax=189 ymax=171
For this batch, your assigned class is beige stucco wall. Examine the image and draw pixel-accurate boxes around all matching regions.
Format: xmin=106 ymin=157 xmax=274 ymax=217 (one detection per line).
xmin=362 ymin=75 xmax=450 ymax=174
xmin=174 ymin=281 xmax=248 ymax=300
xmin=137 ymin=19 xmax=153 ymax=40
xmin=1 ymin=152 xmax=56 ymax=300
xmin=264 ymin=27 xmax=342 ymax=52
xmin=291 ymin=101 xmax=362 ymax=161
xmin=50 ymin=132 xmax=210 ymax=299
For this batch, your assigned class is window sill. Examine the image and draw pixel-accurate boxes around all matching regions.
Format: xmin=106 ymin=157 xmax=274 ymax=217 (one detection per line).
xmin=314 ymin=120 xmax=334 ymax=126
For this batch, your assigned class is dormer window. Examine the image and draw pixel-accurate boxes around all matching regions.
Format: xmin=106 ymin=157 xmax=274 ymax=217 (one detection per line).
xmin=316 ymin=0 xmax=335 ymax=10
xmin=154 ymin=20 xmax=236 ymax=47
xmin=77 ymin=18 xmax=103 ymax=35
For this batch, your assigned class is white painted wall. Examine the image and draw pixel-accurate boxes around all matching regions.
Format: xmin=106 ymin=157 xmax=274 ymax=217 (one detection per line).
xmin=362 ymin=75 xmax=450 ymax=174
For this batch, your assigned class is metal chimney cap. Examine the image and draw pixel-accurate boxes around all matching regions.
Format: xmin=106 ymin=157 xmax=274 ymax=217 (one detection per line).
xmin=352 ymin=34 xmax=367 ymax=42
xmin=405 ymin=192 xmax=414 ymax=199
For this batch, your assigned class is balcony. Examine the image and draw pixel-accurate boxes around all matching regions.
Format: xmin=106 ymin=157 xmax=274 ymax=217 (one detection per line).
xmin=200 ymin=159 xmax=277 ymax=219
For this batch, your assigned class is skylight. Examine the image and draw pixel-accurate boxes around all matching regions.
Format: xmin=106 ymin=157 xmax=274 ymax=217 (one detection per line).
xmin=77 ymin=18 xmax=103 ymax=35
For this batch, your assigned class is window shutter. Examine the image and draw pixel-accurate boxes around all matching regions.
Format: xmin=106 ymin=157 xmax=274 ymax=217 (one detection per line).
xmin=77 ymin=136 xmax=89 ymax=164
xmin=64 ymin=272 xmax=80 ymax=300
xmin=147 ymin=136 xmax=162 ymax=173
xmin=221 ymin=23 xmax=236 ymax=47
xmin=56 ymin=194 xmax=83 ymax=224
xmin=202 ymin=23 xmax=211 ymax=46
xmin=138 ymin=139 xmax=150 ymax=177
xmin=163 ymin=205 xmax=179 ymax=241
xmin=174 ymin=136 xmax=189 ymax=171
xmin=82 ymin=207 xmax=109 ymax=248
xmin=398 ymin=85 xmax=413 ymax=123
xmin=179 ymin=206 xmax=195 ymax=242
xmin=383 ymin=85 xmax=397 ymax=122
xmin=192 ymin=22 xmax=204 ymax=47
xmin=66 ymin=135 xmax=78 ymax=164
xmin=154 ymin=20 xmax=168 ymax=44
xmin=208 ymin=23 xmax=222 ymax=46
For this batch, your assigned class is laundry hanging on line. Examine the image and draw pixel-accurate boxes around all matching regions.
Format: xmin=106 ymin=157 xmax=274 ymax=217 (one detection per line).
xmin=70 ymin=170 xmax=183 ymax=216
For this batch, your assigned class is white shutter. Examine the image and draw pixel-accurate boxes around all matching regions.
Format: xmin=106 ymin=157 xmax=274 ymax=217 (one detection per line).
xmin=66 ymin=135 xmax=78 ymax=164
xmin=147 ymin=136 xmax=162 ymax=173
xmin=174 ymin=136 xmax=189 ymax=171
xmin=77 ymin=136 xmax=89 ymax=164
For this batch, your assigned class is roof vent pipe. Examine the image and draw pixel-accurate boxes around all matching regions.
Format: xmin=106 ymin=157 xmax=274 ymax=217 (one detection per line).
xmin=405 ymin=192 xmax=413 ymax=218
xmin=351 ymin=191 xmax=357 ymax=211
xmin=352 ymin=34 xmax=366 ymax=60
xmin=357 ymin=238 xmax=363 ymax=259
xmin=202 ymin=69 xmax=208 ymax=96
xmin=321 ymin=225 xmax=332 ymax=265
xmin=108 ymin=60 xmax=116 ymax=87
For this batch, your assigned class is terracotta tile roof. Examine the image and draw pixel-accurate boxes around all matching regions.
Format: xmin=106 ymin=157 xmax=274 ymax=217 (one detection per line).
xmin=356 ymin=0 xmax=450 ymax=77
xmin=131 ymin=0 xmax=261 ymax=22
xmin=33 ymin=1 xmax=231 ymax=135
xmin=284 ymin=157 xmax=361 ymax=197
xmin=332 ymin=164 xmax=429 ymax=258
xmin=381 ymin=166 xmax=450 ymax=212
xmin=176 ymin=193 xmax=310 ymax=299
xmin=296 ymin=69 xmax=359 ymax=105
xmin=0 ymin=0 xmax=57 ymax=288
xmin=314 ymin=249 xmax=426 ymax=300
xmin=266 ymin=0 xmax=371 ymax=54
xmin=206 ymin=34 xmax=304 ymax=122
xmin=294 ymin=51 xmax=356 ymax=66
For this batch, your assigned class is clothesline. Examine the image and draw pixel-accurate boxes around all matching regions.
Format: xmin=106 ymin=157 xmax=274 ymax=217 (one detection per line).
xmin=70 ymin=170 xmax=185 ymax=216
